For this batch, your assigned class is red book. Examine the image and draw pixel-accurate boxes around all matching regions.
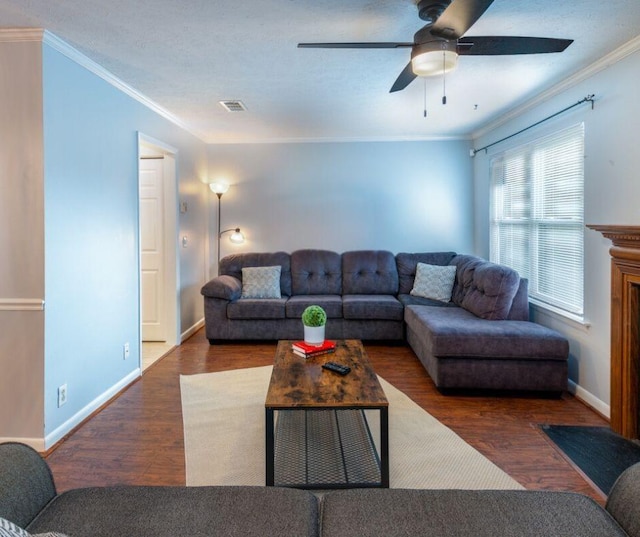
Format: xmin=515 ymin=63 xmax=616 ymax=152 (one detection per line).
xmin=291 ymin=340 xmax=336 ymax=356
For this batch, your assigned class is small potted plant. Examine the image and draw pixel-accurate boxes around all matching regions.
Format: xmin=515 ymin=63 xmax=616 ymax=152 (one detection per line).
xmin=302 ymin=305 xmax=327 ymax=346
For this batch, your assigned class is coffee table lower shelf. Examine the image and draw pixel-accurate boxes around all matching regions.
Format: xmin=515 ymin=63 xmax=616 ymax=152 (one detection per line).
xmin=270 ymin=408 xmax=383 ymax=489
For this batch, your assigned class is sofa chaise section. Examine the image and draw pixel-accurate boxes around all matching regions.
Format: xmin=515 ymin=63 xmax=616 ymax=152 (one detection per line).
xmin=401 ymin=254 xmax=569 ymax=392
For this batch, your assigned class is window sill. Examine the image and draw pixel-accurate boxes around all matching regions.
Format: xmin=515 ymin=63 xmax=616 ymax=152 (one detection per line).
xmin=529 ymin=299 xmax=591 ymax=332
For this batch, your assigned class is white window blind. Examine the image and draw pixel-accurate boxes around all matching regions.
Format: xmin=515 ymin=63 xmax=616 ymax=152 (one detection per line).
xmin=490 ymin=123 xmax=585 ymax=317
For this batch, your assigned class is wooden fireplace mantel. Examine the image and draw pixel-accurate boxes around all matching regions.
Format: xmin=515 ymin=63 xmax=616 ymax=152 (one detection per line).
xmin=588 ymin=225 xmax=640 ymax=439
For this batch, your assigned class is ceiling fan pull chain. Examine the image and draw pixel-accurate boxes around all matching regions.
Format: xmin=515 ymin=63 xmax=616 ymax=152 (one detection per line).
xmin=424 ymin=78 xmax=428 ymax=118
xmin=442 ymin=51 xmax=447 ymax=105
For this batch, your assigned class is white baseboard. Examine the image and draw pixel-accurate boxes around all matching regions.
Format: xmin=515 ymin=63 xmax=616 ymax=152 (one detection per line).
xmin=181 ymin=318 xmax=204 ymax=342
xmin=44 ymin=368 xmax=141 ymax=450
xmin=568 ymin=379 xmax=610 ymax=419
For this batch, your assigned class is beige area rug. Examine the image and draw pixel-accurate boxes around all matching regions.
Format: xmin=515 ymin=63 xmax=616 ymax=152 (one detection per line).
xmin=180 ymin=366 xmax=523 ymax=490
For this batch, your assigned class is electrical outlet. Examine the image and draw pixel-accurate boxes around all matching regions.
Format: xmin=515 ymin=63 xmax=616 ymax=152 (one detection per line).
xmin=123 ymin=342 xmax=130 ymax=359
xmin=58 ymin=384 xmax=67 ymax=407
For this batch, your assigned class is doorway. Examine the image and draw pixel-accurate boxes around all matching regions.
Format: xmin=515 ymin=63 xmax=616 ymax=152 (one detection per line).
xmin=138 ymin=134 xmax=179 ymax=371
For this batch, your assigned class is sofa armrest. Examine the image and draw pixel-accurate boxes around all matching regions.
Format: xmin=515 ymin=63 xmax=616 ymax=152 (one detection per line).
xmin=201 ymin=275 xmax=242 ymax=301
xmin=0 ymin=443 xmax=56 ymax=528
xmin=606 ymin=461 xmax=640 ymax=537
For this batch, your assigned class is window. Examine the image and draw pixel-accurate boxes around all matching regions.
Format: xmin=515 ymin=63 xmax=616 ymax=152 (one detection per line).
xmin=490 ymin=123 xmax=584 ymax=318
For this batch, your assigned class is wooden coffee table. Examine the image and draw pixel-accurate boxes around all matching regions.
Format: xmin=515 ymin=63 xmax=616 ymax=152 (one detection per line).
xmin=265 ymin=339 xmax=389 ymax=488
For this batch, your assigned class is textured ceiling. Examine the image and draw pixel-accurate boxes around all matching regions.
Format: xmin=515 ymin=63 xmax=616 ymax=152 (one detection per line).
xmin=1 ymin=0 xmax=640 ymax=143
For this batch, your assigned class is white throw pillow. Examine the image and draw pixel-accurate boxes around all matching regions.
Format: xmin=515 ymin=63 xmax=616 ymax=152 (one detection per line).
xmin=0 ymin=517 xmax=69 ymax=537
xmin=0 ymin=517 xmax=29 ymax=537
xmin=410 ymin=263 xmax=456 ymax=302
xmin=241 ymin=266 xmax=282 ymax=299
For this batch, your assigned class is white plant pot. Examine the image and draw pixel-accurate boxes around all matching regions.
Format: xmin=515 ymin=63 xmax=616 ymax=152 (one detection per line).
xmin=303 ymin=325 xmax=325 ymax=346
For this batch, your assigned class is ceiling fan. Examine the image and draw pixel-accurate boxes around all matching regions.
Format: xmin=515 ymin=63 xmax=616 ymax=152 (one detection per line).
xmin=298 ymin=0 xmax=573 ymax=93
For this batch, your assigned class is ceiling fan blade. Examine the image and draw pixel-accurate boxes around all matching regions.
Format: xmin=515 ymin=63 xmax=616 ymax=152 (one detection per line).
xmin=458 ymin=36 xmax=573 ymax=55
xmin=431 ymin=0 xmax=495 ymax=39
xmin=390 ymin=62 xmax=417 ymax=93
xmin=298 ymin=42 xmax=413 ymax=49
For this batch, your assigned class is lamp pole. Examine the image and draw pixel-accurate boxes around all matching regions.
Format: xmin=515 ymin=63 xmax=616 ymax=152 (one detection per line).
xmin=216 ymin=192 xmax=223 ymax=268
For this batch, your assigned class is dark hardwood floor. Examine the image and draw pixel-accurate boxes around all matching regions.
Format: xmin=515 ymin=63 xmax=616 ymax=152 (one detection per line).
xmin=45 ymin=329 xmax=608 ymax=503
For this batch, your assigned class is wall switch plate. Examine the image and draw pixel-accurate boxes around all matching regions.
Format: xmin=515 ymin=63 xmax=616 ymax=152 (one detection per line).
xmin=123 ymin=342 xmax=130 ymax=359
xmin=58 ymin=384 xmax=67 ymax=407
xmin=180 ymin=201 xmax=188 ymax=214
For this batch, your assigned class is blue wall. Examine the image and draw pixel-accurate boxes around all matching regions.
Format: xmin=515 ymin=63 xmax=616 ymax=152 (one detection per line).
xmin=42 ymin=43 xmax=209 ymax=441
xmin=208 ymin=139 xmax=475 ymax=270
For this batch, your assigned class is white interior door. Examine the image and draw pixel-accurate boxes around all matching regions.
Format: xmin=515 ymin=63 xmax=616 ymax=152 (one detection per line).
xmin=140 ymin=158 xmax=166 ymax=341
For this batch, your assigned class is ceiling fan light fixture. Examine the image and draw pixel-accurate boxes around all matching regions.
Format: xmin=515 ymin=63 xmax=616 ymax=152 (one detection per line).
xmin=411 ymin=49 xmax=458 ymax=77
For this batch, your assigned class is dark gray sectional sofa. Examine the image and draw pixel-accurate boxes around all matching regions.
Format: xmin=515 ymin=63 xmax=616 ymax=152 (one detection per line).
xmin=2 ymin=442 xmax=640 ymax=537
xmin=201 ymin=249 xmax=569 ymax=393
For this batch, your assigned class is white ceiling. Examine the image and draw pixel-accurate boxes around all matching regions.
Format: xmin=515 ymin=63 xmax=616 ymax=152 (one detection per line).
xmin=2 ymin=0 xmax=640 ymax=144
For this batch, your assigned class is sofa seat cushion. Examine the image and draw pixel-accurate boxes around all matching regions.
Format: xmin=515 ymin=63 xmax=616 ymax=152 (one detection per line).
xmin=405 ymin=305 xmax=569 ymax=360
xmin=26 ymin=486 xmax=318 ymax=537
xmin=321 ymin=489 xmax=626 ymax=537
xmin=397 ymin=293 xmax=458 ymax=308
xmin=285 ymin=295 xmax=342 ymax=319
xmin=227 ymin=298 xmax=287 ymax=320
xmin=342 ymin=295 xmax=404 ymax=321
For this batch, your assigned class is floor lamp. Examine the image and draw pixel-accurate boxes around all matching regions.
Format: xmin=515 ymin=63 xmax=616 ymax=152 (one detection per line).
xmin=210 ymin=183 xmax=244 ymax=267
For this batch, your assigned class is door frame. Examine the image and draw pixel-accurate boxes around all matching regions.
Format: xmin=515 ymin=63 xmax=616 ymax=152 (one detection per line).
xmin=137 ymin=133 xmax=179 ymax=358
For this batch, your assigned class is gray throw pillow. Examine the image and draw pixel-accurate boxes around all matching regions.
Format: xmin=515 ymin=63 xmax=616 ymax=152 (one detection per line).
xmin=241 ymin=266 xmax=282 ymax=299
xmin=410 ymin=262 xmax=456 ymax=302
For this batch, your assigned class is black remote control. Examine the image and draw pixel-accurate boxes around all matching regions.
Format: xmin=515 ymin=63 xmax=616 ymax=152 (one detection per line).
xmin=322 ymin=362 xmax=351 ymax=375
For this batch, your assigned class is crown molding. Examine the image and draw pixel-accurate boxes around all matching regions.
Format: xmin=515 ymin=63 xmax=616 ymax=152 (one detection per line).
xmin=472 ymin=34 xmax=640 ymax=140
xmin=40 ymin=30 xmax=206 ymax=141
xmin=0 ymin=28 xmax=206 ymax=141
xmin=206 ymin=134 xmax=472 ymax=145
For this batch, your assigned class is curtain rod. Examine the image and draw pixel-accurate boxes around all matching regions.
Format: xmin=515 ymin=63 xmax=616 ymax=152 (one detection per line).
xmin=470 ymin=94 xmax=595 ymax=158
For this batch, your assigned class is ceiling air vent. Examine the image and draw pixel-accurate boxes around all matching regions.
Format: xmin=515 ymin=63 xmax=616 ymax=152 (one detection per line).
xmin=219 ymin=100 xmax=247 ymax=112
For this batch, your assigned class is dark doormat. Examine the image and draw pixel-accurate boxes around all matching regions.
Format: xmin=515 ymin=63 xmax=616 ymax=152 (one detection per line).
xmin=541 ymin=425 xmax=640 ymax=496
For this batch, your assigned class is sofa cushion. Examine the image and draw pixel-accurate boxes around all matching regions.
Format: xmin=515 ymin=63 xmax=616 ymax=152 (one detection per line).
xmin=342 ymin=295 xmax=404 ymax=321
xmin=291 ymin=250 xmax=342 ymax=295
xmin=410 ymin=263 xmax=457 ymax=302
xmin=321 ymin=489 xmax=626 ymax=537
xmin=396 ymin=252 xmax=457 ymax=295
xmin=451 ymin=255 xmax=520 ymax=320
xmin=241 ymin=266 xmax=282 ymax=299
xmin=405 ymin=305 xmax=569 ymax=360
xmin=397 ymin=294 xmax=459 ymax=308
xmin=285 ymin=295 xmax=343 ymax=319
xmin=220 ymin=252 xmax=292 ymax=297
xmin=227 ymin=299 xmax=287 ymax=320
xmin=342 ymin=250 xmax=398 ymax=295
xmin=26 ymin=486 xmax=319 ymax=537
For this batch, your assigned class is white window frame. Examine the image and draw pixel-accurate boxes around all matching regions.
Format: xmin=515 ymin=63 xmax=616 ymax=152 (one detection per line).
xmin=490 ymin=123 xmax=585 ymax=319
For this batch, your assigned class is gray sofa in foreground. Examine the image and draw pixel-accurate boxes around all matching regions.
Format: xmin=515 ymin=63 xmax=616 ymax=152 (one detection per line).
xmin=2 ymin=442 xmax=639 ymax=537
xmin=201 ymin=249 xmax=569 ymax=393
